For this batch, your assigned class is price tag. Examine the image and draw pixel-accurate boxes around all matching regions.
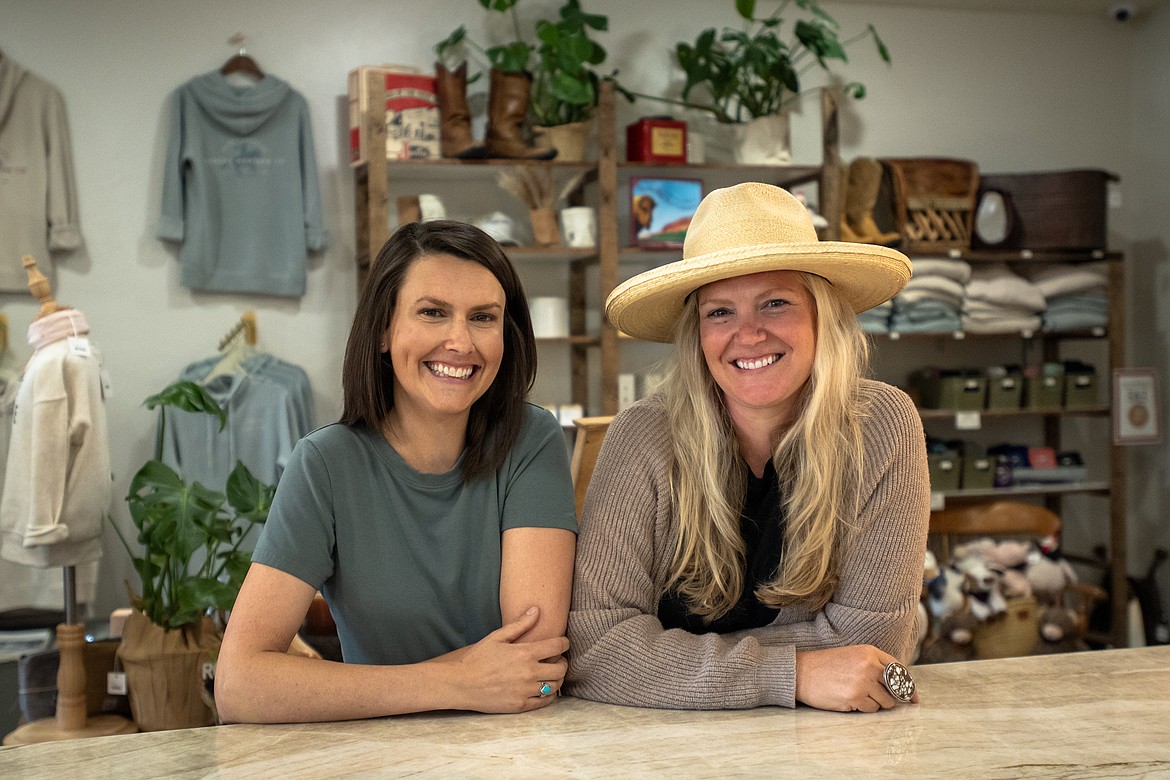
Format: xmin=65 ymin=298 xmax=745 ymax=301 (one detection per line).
xmin=930 ymin=492 xmax=945 ymax=511
xmin=955 ymin=410 xmax=982 ymax=430
xmin=107 ymin=671 xmax=127 ymax=696
xmin=67 ymin=336 xmax=91 ymax=358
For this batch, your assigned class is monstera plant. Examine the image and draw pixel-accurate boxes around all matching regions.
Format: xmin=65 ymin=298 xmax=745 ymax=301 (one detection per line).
xmin=114 ymin=380 xmax=274 ymax=731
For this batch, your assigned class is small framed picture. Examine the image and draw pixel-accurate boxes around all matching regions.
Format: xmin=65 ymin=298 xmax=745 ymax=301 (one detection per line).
xmin=1113 ymin=368 xmax=1162 ymax=445
xmin=630 ymin=177 xmax=702 ymax=249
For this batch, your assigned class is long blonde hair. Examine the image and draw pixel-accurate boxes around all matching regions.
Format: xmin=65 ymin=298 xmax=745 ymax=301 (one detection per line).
xmin=663 ymin=273 xmax=869 ymax=619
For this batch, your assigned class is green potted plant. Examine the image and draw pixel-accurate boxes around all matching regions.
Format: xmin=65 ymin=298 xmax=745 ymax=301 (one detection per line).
xmin=527 ymin=0 xmax=609 ymax=160
xmin=632 ymin=0 xmax=890 ymax=163
xmin=435 ymin=0 xmax=609 ymax=161
xmin=113 ymin=380 xmax=274 ymax=731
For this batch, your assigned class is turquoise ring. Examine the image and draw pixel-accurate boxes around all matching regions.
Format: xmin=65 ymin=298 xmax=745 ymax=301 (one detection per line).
xmin=538 ymin=682 xmax=553 ymax=697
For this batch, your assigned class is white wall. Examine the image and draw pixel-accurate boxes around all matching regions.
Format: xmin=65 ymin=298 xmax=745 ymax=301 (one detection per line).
xmin=0 ymin=0 xmax=1166 ymax=630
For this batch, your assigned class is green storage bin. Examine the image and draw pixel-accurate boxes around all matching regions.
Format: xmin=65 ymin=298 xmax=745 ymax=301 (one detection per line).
xmin=1024 ymin=364 xmax=1064 ymax=410
xmin=928 ymin=452 xmax=962 ymax=492
xmin=985 ymin=370 xmax=1023 ymax=410
xmin=961 ymin=455 xmax=996 ymax=490
xmin=918 ymin=372 xmax=987 ymax=410
xmin=1064 ymin=369 xmax=1099 ymax=409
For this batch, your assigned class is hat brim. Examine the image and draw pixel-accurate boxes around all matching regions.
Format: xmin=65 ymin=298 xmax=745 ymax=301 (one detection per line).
xmin=606 ymin=242 xmax=912 ymax=343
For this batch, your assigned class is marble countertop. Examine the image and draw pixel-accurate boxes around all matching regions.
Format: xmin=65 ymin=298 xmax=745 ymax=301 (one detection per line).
xmin=1 ymin=646 xmax=1167 ymax=779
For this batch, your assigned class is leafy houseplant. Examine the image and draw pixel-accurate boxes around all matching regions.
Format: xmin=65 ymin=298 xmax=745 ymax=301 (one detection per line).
xmin=114 ymin=380 xmax=274 ymax=731
xmin=116 ymin=381 xmax=274 ymax=629
xmin=529 ymin=0 xmax=608 ymax=128
xmin=634 ymin=0 xmax=890 ymax=124
xmin=435 ymin=0 xmax=610 ymax=128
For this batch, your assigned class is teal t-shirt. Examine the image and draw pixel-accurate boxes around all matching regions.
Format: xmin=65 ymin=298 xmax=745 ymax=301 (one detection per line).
xmin=252 ymin=404 xmax=577 ymax=665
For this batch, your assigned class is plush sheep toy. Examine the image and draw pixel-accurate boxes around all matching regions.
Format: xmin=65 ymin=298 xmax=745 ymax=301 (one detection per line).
xmin=920 ymin=611 xmax=979 ymax=664
xmin=1026 ymin=535 xmax=1078 ymax=605
xmin=1032 ymin=606 xmax=1088 ymax=654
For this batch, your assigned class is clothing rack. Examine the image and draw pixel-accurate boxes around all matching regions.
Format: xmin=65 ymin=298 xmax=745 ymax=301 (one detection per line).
xmin=218 ymin=311 xmax=257 ymax=350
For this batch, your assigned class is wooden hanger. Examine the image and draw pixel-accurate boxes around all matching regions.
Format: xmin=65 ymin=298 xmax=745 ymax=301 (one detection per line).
xmin=220 ymin=32 xmax=263 ymax=80
xmin=0 ymin=313 xmax=8 ymax=353
xmin=218 ymin=311 xmax=257 ymax=351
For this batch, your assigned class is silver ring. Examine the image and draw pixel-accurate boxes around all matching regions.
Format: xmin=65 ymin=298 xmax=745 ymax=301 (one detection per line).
xmin=883 ymin=661 xmax=914 ymax=703
xmin=538 ymin=681 xmax=553 ymax=698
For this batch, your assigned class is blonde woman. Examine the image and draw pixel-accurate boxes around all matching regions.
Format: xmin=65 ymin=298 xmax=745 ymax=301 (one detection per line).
xmin=565 ymin=183 xmax=929 ymax=713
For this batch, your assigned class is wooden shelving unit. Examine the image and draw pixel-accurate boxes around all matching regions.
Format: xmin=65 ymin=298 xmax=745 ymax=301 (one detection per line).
xmin=352 ymin=74 xmax=1128 ymax=648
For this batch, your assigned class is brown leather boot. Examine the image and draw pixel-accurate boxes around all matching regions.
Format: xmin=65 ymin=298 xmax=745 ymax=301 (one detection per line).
xmin=845 ymin=157 xmax=900 ymax=245
xmin=485 ymin=68 xmax=556 ymax=160
xmin=435 ymin=62 xmax=487 ymax=159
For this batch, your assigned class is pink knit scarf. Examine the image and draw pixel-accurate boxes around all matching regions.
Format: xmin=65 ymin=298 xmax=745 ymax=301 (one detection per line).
xmin=27 ymin=309 xmax=90 ymax=351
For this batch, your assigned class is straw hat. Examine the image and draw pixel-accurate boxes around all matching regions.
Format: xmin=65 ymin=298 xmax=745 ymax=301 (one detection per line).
xmin=606 ymin=182 xmax=912 ymax=343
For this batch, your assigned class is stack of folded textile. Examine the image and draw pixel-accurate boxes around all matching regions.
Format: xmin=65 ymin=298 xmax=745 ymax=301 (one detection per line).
xmin=858 ymin=299 xmax=892 ymax=333
xmin=889 ymin=257 xmax=969 ymax=334
xmin=962 ymin=264 xmax=1046 ymax=334
xmin=1029 ymin=263 xmax=1109 ymax=332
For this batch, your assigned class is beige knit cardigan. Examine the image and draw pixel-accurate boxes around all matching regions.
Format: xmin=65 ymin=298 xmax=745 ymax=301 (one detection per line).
xmin=565 ymin=380 xmax=930 ymax=709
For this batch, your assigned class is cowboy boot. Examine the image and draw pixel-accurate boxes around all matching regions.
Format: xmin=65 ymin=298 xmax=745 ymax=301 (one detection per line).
xmin=845 ymin=157 xmax=900 ymax=245
xmin=435 ymin=62 xmax=487 ymax=159
xmin=485 ymin=68 xmax=556 ymax=160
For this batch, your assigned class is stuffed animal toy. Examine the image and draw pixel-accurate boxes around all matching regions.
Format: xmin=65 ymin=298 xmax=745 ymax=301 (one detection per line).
xmin=920 ymin=610 xmax=979 ymax=664
xmin=1032 ymin=606 xmax=1088 ymax=654
xmin=955 ymin=555 xmax=1008 ymax=622
xmin=984 ymin=539 xmax=1034 ymax=599
xmin=925 ymin=560 xmax=966 ymax=626
xmin=1026 ymin=535 xmax=1078 ymax=605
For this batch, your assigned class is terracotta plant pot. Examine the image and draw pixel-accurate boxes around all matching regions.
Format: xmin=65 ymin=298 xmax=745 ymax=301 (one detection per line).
xmin=529 ymin=207 xmax=561 ymax=246
xmin=532 ymin=119 xmax=593 ymax=162
xmin=116 ymin=609 xmax=220 ymax=731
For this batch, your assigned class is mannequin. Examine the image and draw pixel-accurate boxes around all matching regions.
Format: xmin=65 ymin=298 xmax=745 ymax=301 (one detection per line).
xmin=1 ymin=256 xmax=134 ymax=744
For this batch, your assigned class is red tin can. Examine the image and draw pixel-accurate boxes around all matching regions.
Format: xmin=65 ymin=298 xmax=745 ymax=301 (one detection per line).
xmin=626 ymin=117 xmax=687 ymax=163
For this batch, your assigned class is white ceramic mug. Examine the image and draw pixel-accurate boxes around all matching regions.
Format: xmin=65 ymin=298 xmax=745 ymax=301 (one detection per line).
xmin=418 ymin=194 xmax=446 ymax=221
xmin=529 ymin=296 xmax=570 ymax=338
xmin=559 ymin=206 xmax=597 ymax=248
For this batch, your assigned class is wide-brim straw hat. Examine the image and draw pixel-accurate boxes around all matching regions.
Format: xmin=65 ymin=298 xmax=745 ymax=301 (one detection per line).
xmin=606 ymin=182 xmax=912 ymax=343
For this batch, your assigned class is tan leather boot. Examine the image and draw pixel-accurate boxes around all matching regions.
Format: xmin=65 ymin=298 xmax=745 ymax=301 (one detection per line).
xmin=845 ymin=157 xmax=900 ymax=245
xmin=485 ymin=68 xmax=556 ymax=160
xmin=435 ymin=63 xmax=487 ymax=159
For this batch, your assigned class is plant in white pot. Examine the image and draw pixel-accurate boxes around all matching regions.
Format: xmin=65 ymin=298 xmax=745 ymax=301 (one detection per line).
xmin=629 ymin=0 xmax=890 ymax=164
xmin=113 ymin=381 xmax=274 ymax=731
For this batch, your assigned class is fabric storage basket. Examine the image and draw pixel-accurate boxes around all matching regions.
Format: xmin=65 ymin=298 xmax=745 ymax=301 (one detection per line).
xmin=973 ymin=596 xmax=1040 ymax=659
xmin=972 ymin=169 xmax=1117 ymax=251
xmin=877 ymin=157 xmax=979 ymax=252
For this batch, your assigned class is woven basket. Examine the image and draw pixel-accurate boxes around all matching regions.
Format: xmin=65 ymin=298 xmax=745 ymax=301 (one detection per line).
xmin=972 ymin=596 xmax=1039 ymax=659
xmin=879 ymin=157 xmax=979 ymax=252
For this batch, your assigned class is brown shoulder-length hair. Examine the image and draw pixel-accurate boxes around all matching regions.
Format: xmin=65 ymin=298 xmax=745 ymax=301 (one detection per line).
xmin=340 ymin=219 xmax=537 ymax=482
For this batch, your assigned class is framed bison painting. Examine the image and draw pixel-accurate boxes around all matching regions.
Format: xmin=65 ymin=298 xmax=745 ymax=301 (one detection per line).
xmin=629 ymin=177 xmax=702 ymax=249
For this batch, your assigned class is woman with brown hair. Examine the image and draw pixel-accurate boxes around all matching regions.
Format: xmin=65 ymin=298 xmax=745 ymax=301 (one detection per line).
xmin=566 ymin=183 xmax=929 ymax=713
xmin=216 ymin=220 xmax=577 ymax=722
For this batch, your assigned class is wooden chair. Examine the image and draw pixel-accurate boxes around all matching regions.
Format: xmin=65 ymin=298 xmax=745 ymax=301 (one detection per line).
xmin=930 ymin=501 xmax=1106 ymax=638
xmin=569 ymin=416 xmax=613 ymax=516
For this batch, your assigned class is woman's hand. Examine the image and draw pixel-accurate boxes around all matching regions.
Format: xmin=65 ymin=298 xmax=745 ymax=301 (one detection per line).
xmin=437 ymin=606 xmax=570 ymax=713
xmin=794 ymin=645 xmax=919 ymax=712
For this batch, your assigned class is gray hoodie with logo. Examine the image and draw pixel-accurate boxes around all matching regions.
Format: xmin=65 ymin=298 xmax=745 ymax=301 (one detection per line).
xmin=157 ymin=70 xmax=328 ymax=297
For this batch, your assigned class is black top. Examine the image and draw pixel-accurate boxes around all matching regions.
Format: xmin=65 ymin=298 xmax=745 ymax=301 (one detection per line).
xmin=658 ymin=460 xmax=785 ymax=634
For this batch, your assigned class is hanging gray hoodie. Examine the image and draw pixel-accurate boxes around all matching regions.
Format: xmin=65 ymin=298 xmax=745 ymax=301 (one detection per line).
xmin=0 ymin=55 xmax=82 ymax=292
xmin=157 ymin=70 xmax=328 ymax=297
